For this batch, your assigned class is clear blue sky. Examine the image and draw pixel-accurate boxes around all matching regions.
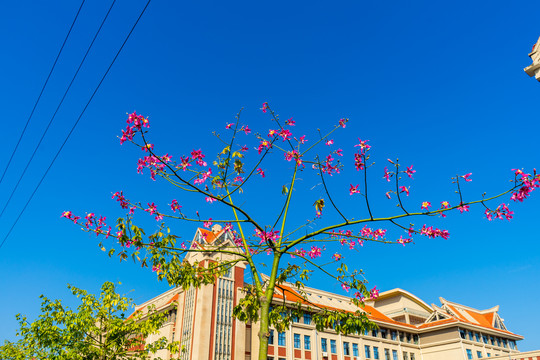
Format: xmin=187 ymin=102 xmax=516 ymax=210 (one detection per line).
xmin=1 ymin=0 xmax=539 ymax=351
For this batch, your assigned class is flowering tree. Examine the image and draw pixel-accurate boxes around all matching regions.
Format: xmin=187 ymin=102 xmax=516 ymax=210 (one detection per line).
xmin=63 ymin=104 xmax=538 ymax=360
xmin=0 ymin=282 xmax=179 ymax=360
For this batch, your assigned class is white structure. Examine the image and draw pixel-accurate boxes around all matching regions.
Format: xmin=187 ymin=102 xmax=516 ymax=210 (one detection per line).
xmin=524 ymin=36 xmax=540 ymax=81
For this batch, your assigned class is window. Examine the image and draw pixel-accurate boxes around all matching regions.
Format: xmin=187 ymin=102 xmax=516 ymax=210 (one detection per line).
xmin=331 ymin=340 xmax=337 ymax=354
xmin=304 ymin=335 xmax=311 ymax=350
xmin=321 ymin=338 xmax=327 ymax=352
xmin=365 ymin=345 xmax=371 ymax=359
xmin=372 ymin=329 xmax=379 ymax=338
xmin=490 ymin=336 xmax=495 ymax=345
xmin=496 ymin=337 xmax=501 ymax=347
xmin=292 ymin=315 xmax=299 ymax=323
xmin=468 ymin=331 xmax=474 ymax=341
xmin=365 ymin=329 xmax=370 ymax=336
xmin=294 ymin=334 xmax=301 ymax=349
xmin=466 ymin=349 xmax=473 ymax=360
xmin=278 ymin=332 xmax=286 ymax=346
xmin=410 ymin=354 xmax=416 ymax=360
xmin=374 ymin=346 xmax=380 ymax=359
xmin=269 ymin=330 xmax=274 ymax=345
xmin=391 ymin=330 xmax=398 ymax=341
xmin=459 ymin=329 xmax=466 ymax=339
xmin=475 ymin=332 xmax=481 ymax=342
xmin=487 ymin=353 xmax=491 ymax=357
xmin=403 ymin=351 xmax=409 ymax=360
xmin=502 ymin=339 xmax=508 ymax=348
xmin=399 ymin=332 xmax=404 ymax=342
xmin=413 ymin=334 xmax=419 ymax=344
xmin=482 ymin=334 xmax=488 ymax=344
xmin=381 ymin=328 xmax=388 ymax=339
xmin=344 ymin=342 xmax=350 ymax=356
xmin=304 ymin=313 xmax=312 ymax=325
xmin=384 ymin=348 xmax=391 ymax=360
xmin=509 ymin=340 xmax=516 ymax=350
xmin=406 ymin=333 xmax=411 ymax=343
xmin=477 ymin=351 xmax=483 ymax=358
xmin=353 ymin=343 xmax=359 ymax=357
xmin=392 ymin=350 xmax=398 ymax=360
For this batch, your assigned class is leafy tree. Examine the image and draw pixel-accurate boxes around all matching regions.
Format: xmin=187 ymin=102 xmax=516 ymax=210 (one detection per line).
xmin=0 ymin=282 xmax=179 ymax=360
xmin=63 ymin=104 xmax=539 ymax=360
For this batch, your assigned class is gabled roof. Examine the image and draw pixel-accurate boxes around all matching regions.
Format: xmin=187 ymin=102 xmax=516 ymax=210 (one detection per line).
xmin=375 ymin=288 xmax=432 ymax=313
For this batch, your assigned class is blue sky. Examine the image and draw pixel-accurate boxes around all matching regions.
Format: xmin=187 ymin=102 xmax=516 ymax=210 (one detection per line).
xmin=1 ymin=0 xmax=539 ymax=351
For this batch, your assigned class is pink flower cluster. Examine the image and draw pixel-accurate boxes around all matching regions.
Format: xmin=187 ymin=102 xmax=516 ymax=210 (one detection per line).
xmin=419 ymin=225 xmax=449 ymax=239
xmin=485 ymin=203 xmax=513 ymax=221
xmin=62 ymin=211 xmax=112 ymax=238
xmin=119 ymin=112 xmax=150 ymax=144
xmin=137 ymin=154 xmax=171 ymax=180
xmin=320 ymin=154 xmax=340 ymax=175
xmin=511 ymin=169 xmax=540 ymax=202
xmin=254 ymin=229 xmax=280 ymax=244
xmin=257 ymin=139 xmax=272 ymax=154
xmin=112 ymin=191 xmax=129 ymax=209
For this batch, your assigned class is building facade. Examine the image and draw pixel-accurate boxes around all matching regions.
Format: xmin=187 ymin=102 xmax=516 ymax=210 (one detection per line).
xmin=136 ymin=226 xmax=524 ymax=360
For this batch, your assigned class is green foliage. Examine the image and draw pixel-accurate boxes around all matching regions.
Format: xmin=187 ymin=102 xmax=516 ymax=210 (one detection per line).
xmin=0 ymin=282 xmax=179 ymax=360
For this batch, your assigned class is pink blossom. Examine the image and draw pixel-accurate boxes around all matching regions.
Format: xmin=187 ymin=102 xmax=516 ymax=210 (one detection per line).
xmin=399 ymin=186 xmax=410 ymax=196
xmin=385 ymin=191 xmax=392 ymax=199
xmin=180 ymin=156 xmax=191 ymax=170
xmin=129 ymin=206 xmax=136 ymax=215
xmin=369 ymin=286 xmax=380 ymax=300
xmin=233 ymin=176 xmax=243 ymax=183
xmin=257 ymin=168 xmax=265 ymax=178
xmin=254 ymin=229 xmax=280 ymax=244
xmin=261 ymin=102 xmax=269 ymax=113
xmin=339 ymin=118 xmax=347 ymax=128
xmin=297 ymin=135 xmax=307 ymax=144
xmin=170 ymin=199 xmax=181 ymax=212
xmin=61 ymin=211 xmax=72 ymax=219
xmin=242 ymin=125 xmax=251 ymax=135
xmin=354 ymin=153 xmax=365 ymax=171
xmin=405 ymin=165 xmax=416 ymax=178
xmin=286 ymin=117 xmax=295 ymax=126
xmin=349 ymin=184 xmax=360 ymax=195
xmin=457 ymin=203 xmax=470 ymax=213
xmin=155 ymin=213 xmax=163 ymax=221
xmin=355 ymin=292 xmax=365 ymax=302
xmin=203 ymin=218 xmax=213 ymax=228
xmin=383 ymin=167 xmax=392 ymax=182
xmin=308 ymin=246 xmax=322 ymax=259
xmin=240 ymin=145 xmax=248 ymax=152
xmin=421 ymin=201 xmax=431 ymax=210
xmin=146 ymin=203 xmax=157 ymax=215
xmin=332 ymin=253 xmax=343 ymax=261
xmin=461 ymin=173 xmax=472 ymax=182
xmin=397 ymin=236 xmax=411 ymax=246
xmin=141 ymin=143 xmax=154 ymax=152
xmin=326 ymin=139 xmax=334 ymax=146
xmin=268 ymin=129 xmax=277 ymax=138
xmin=191 ymin=149 xmax=207 ymax=167
xmin=440 ymin=201 xmax=450 ymax=209
xmin=341 ymin=283 xmax=351 ymax=292
xmin=112 ymin=191 xmax=129 ymax=209
xmin=335 ymin=149 xmax=343 ymax=157
xmin=278 ymin=129 xmax=292 ymax=141
xmin=225 ymin=123 xmax=234 ymax=129
xmin=420 ymin=225 xmax=450 ymax=239
xmin=152 ymin=264 xmax=161 ymax=272
xmin=354 ymin=139 xmax=371 ymax=153
xmin=205 ymin=197 xmax=216 ymax=203
xmin=257 ymin=140 xmax=272 ymax=154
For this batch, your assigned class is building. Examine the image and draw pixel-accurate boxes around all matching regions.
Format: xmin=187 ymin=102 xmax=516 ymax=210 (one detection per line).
xmin=135 ymin=226 xmax=524 ymax=360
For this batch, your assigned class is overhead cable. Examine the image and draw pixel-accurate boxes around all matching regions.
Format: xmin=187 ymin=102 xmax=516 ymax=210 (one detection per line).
xmin=0 ymin=0 xmax=86 ymax=186
xmin=0 ymin=0 xmax=153 ymax=250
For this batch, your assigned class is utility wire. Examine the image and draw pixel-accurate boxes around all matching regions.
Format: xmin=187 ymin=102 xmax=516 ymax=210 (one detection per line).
xmin=0 ymin=0 xmax=153 ymax=250
xmin=0 ymin=0 xmax=117 ymax=220
xmin=0 ymin=0 xmax=86 ymax=186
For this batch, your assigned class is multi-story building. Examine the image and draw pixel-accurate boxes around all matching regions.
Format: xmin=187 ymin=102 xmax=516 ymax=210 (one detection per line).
xmin=135 ymin=226 xmax=524 ymax=360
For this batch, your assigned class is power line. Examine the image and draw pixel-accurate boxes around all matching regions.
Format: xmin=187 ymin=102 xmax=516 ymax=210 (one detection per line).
xmin=0 ymin=0 xmax=153 ymax=250
xmin=0 ymin=0 xmax=86 ymax=186
xmin=0 ymin=0 xmax=117 ymax=220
